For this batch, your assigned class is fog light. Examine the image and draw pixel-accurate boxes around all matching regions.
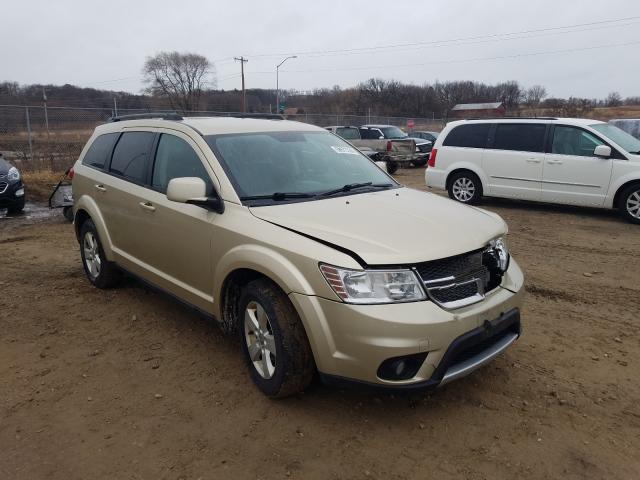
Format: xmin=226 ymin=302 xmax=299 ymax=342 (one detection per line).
xmin=377 ymin=352 xmax=428 ymax=381
xmin=15 ymin=188 xmax=24 ymax=197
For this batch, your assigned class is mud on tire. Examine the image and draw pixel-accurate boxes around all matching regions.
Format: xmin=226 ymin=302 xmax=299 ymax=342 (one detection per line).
xmin=238 ymin=278 xmax=315 ymax=398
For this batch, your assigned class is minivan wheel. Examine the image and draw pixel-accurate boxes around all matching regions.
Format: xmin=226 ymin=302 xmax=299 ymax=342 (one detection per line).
xmin=238 ymin=278 xmax=315 ymax=398
xmin=619 ymin=184 xmax=640 ymax=224
xmin=80 ymin=219 xmax=120 ymax=288
xmin=448 ymin=171 xmax=482 ymax=204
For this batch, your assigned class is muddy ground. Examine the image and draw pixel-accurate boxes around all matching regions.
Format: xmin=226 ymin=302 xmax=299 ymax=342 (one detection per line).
xmin=1 ymin=168 xmax=639 ymax=480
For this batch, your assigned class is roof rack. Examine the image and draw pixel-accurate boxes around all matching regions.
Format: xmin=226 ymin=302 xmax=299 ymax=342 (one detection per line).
xmin=209 ymin=113 xmax=285 ymax=120
xmin=108 ymin=112 xmax=183 ymax=122
xmin=463 ymin=116 xmax=558 ymax=121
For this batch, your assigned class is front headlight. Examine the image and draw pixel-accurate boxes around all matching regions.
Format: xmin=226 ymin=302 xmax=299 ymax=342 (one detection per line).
xmin=489 ymin=237 xmax=510 ymax=272
xmin=320 ymin=264 xmax=426 ymax=304
xmin=7 ymin=167 xmax=20 ymax=182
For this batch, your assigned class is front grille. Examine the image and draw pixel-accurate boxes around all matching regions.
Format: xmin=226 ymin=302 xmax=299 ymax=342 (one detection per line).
xmin=0 ymin=182 xmax=8 ymax=194
xmin=416 ymin=249 xmax=502 ymax=309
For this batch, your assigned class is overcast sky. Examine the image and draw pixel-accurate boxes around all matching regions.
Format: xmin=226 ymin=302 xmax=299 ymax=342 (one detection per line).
xmin=3 ymin=0 xmax=640 ymax=99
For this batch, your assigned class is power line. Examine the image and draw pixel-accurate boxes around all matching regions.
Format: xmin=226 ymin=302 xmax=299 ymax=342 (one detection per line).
xmin=243 ymin=15 xmax=640 ymax=58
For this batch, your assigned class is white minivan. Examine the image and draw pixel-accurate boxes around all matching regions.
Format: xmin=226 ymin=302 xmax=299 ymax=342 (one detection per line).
xmin=425 ymin=118 xmax=640 ymax=224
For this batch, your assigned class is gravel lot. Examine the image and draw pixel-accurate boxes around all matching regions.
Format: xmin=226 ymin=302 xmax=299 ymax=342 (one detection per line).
xmin=1 ymin=168 xmax=639 ymax=480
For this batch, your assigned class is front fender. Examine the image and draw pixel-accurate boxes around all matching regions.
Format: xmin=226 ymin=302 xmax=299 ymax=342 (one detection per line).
xmin=74 ymin=194 xmax=114 ymax=261
xmin=212 ymin=244 xmax=317 ymax=318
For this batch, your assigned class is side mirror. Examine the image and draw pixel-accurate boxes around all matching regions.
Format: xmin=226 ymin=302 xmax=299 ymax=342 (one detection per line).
xmin=378 ymin=135 xmax=385 ymax=140
xmin=594 ymin=145 xmax=611 ymax=158
xmin=166 ymin=177 xmax=224 ymax=214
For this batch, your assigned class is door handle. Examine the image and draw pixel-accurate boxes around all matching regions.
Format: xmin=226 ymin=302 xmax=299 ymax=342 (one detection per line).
xmin=547 ymin=160 xmax=563 ymax=165
xmin=526 ymin=158 xmax=541 ymax=163
xmin=94 ymin=184 xmax=107 ymax=192
xmin=139 ymin=201 xmax=156 ymax=212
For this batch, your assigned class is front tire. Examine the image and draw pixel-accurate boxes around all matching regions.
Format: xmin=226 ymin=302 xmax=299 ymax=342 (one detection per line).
xmin=448 ymin=171 xmax=483 ymax=204
xmin=6 ymin=197 xmax=25 ymax=214
xmin=80 ymin=219 xmax=121 ymax=288
xmin=238 ymin=278 xmax=315 ymax=398
xmin=619 ymin=184 xmax=640 ymax=224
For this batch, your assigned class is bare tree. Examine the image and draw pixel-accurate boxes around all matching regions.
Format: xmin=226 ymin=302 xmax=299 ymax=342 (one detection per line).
xmin=143 ymin=52 xmax=216 ymax=111
xmin=605 ymin=91 xmax=623 ymax=107
xmin=524 ymin=85 xmax=547 ymax=107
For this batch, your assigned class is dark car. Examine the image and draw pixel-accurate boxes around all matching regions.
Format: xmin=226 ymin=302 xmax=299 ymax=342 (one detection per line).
xmin=410 ymin=131 xmax=440 ymax=143
xmin=0 ymin=153 xmax=26 ymax=214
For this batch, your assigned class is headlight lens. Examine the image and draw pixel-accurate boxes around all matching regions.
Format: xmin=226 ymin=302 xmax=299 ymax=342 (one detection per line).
xmin=490 ymin=237 xmax=510 ymax=272
xmin=320 ymin=264 xmax=426 ymax=304
xmin=7 ymin=167 xmax=20 ymax=182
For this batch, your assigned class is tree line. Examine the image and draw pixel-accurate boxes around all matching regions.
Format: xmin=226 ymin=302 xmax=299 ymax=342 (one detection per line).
xmin=1 ymin=50 xmax=638 ymax=118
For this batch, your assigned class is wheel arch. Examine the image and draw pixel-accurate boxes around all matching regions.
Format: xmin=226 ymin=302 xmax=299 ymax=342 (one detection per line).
xmin=73 ymin=196 xmax=114 ymax=260
xmin=613 ymin=179 xmax=640 ymax=209
xmin=446 ymin=167 xmax=486 ymax=191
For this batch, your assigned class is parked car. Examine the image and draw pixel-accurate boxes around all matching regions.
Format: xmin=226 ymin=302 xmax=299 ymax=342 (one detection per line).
xmin=425 ymin=118 xmax=640 ymax=224
xmin=411 ymin=131 xmax=440 ymax=143
xmin=0 ymin=152 xmax=26 ymax=214
xmin=73 ymin=113 xmax=524 ymax=397
xmin=325 ymin=125 xmax=415 ymax=174
xmin=405 ymin=136 xmax=433 ymax=167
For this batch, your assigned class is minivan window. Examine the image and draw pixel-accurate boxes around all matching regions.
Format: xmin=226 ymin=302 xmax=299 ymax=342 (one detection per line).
xmin=152 ymin=134 xmax=212 ymax=194
xmin=443 ymin=124 xmax=491 ymax=148
xmin=493 ymin=123 xmax=546 ymax=153
xmin=207 ymin=131 xmax=395 ymax=200
xmin=590 ymin=123 xmax=640 ymax=154
xmin=109 ymin=132 xmax=155 ymax=183
xmin=336 ymin=127 xmax=361 ymax=140
xmin=552 ymin=126 xmax=605 ymax=157
xmin=82 ymin=133 xmax=118 ymax=169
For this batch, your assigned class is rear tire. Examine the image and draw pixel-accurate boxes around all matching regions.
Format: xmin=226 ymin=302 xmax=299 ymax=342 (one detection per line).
xmin=63 ymin=206 xmax=74 ymax=222
xmin=238 ymin=278 xmax=315 ymax=398
xmin=618 ymin=184 xmax=640 ymax=224
xmin=447 ymin=171 xmax=483 ymax=205
xmin=386 ymin=161 xmax=398 ymax=175
xmin=79 ymin=219 xmax=121 ymax=288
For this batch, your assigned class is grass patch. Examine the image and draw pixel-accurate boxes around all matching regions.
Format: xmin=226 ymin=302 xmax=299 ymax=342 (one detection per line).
xmin=22 ymin=170 xmax=67 ymax=203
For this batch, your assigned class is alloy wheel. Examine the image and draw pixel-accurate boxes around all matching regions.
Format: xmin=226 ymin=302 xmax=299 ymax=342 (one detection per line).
xmin=83 ymin=231 xmax=102 ymax=279
xmin=244 ymin=301 xmax=277 ymax=379
xmin=627 ymin=190 xmax=640 ymax=219
xmin=452 ymin=177 xmax=475 ymax=202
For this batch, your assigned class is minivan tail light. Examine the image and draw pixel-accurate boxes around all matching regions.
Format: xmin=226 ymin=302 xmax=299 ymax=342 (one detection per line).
xmin=428 ymin=148 xmax=437 ymax=167
xmin=386 ymin=140 xmax=392 ymax=152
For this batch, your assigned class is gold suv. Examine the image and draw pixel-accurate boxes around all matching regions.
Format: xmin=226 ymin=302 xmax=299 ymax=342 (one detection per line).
xmin=72 ymin=113 xmax=524 ymax=397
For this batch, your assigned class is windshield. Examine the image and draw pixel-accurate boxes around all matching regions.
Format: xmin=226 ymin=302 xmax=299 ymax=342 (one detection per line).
xmin=590 ymin=124 xmax=640 ymax=154
xmin=206 ymin=131 xmax=397 ymax=202
xmin=380 ymin=126 xmax=407 ymax=139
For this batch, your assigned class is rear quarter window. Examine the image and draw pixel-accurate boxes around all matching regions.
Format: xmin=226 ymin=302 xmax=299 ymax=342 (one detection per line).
xmin=443 ymin=124 xmax=491 ymax=148
xmin=81 ymin=133 xmax=118 ymax=169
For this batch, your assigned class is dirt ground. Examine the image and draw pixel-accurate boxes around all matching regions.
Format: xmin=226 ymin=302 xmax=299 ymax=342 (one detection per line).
xmin=1 ymin=167 xmax=639 ymax=480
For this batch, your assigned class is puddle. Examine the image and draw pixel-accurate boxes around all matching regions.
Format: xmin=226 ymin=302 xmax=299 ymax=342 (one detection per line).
xmin=1 ymin=202 xmax=61 ymax=223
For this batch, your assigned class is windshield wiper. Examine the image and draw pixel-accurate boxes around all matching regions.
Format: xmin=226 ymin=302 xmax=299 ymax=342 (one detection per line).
xmin=319 ymin=182 xmax=394 ymax=197
xmin=240 ymin=192 xmax=316 ymax=201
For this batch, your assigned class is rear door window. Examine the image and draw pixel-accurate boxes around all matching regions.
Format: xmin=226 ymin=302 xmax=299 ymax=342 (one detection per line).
xmin=336 ymin=127 xmax=361 ymax=140
xmin=443 ymin=124 xmax=490 ymax=148
xmin=359 ymin=128 xmax=383 ymax=140
xmin=109 ymin=132 xmax=155 ymax=183
xmin=82 ymin=133 xmax=118 ymax=169
xmin=493 ymin=123 xmax=546 ymax=152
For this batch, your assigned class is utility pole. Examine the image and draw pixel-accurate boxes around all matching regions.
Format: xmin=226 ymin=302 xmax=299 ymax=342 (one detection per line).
xmin=42 ymin=87 xmax=50 ymax=139
xmin=113 ymin=97 xmax=118 ymax=117
xmin=234 ymin=56 xmax=248 ymax=112
xmin=276 ymin=56 xmax=297 ymax=114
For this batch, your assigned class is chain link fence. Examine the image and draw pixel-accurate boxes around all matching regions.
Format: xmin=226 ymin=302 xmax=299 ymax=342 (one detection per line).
xmin=0 ymin=105 xmax=444 ymax=171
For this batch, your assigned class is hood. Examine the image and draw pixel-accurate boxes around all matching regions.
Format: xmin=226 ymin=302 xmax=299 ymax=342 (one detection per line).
xmin=250 ymin=188 xmax=506 ymax=265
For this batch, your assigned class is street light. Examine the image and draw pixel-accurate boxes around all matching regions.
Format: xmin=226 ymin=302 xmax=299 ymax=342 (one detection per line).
xmin=276 ymin=55 xmax=297 ymax=114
